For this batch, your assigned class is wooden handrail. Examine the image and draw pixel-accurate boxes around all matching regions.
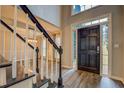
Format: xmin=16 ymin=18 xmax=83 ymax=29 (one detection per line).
xmin=0 ymin=19 xmax=14 ymax=33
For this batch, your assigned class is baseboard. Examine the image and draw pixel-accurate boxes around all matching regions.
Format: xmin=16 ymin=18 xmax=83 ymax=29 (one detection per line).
xmin=62 ymin=65 xmax=72 ymax=69
xmin=110 ymin=75 xmax=124 ymax=84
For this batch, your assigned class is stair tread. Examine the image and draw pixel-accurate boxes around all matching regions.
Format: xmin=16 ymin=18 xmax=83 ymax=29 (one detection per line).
xmin=0 ymin=63 xmax=34 ymax=88
xmin=0 ymin=74 xmax=35 ymax=88
xmin=0 ymin=63 xmax=12 ymax=68
xmin=48 ymin=81 xmax=57 ymax=88
xmin=33 ymin=78 xmax=49 ymax=88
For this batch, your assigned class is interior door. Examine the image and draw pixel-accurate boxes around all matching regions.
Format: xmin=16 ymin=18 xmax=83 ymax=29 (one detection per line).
xmin=78 ymin=25 xmax=100 ymax=74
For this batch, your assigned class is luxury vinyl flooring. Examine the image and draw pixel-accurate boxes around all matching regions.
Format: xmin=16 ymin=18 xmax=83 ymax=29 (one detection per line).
xmin=3 ymin=59 xmax=124 ymax=88
xmin=62 ymin=69 xmax=124 ymax=88
xmin=30 ymin=60 xmax=124 ymax=88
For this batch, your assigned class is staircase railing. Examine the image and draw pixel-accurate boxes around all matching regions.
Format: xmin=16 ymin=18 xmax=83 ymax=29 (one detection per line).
xmin=0 ymin=18 xmax=40 ymax=72
xmin=19 ymin=5 xmax=63 ymax=87
xmin=0 ymin=5 xmax=63 ymax=87
xmin=0 ymin=19 xmax=37 ymax=87
xmin=0 ymin=19 xmax=34 ymax=50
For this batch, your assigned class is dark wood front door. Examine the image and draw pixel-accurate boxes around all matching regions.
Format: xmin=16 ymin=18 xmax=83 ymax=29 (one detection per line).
xmin=78 ymin=25 xmax=100 ymax=74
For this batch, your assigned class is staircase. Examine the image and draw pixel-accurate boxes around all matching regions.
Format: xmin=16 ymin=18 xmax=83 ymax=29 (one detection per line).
xmin=0 ymin=5 xmax=63 ymax=88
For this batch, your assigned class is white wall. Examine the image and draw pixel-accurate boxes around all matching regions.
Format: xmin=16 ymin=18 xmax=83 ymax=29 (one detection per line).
xmin=27 ymin=5 xmax=61 ymax=27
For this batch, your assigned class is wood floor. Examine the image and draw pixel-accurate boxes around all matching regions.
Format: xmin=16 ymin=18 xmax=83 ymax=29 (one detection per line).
xmin=34 ymin=60 xmax=124 ymax=88
xmin=3 ymin=59 xmax=124 ymax=88
xmin=62 ymin=68 xmax=124 ymax=88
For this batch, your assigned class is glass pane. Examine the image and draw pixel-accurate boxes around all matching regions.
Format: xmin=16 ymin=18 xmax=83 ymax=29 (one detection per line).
xmin=102 ymin=24 xmax=108 ymax=55
xmin=72 ymin=5 xmax=81 ymax=14
xmin=72 ymin=5 xmax=99 ymax=15
xmin=72 ymin=31 xmax=77 ymax=64
xmin=102 ymin=23 xmax=109 ymax=75
xmin=80 ymin=5 xmax=85 ymax=11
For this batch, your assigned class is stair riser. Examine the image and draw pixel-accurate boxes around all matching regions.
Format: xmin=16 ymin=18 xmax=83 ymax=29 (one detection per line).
xmin=0 ymin=68 xmax=6 ymax=86
xmin=8 ymin=78 xmax=33 ymax=88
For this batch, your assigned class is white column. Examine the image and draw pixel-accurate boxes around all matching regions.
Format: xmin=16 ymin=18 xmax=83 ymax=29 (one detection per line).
xmin=24 ymin=14 xmax=29 ymax=75
xmin=28 ymin=47 xmax=31 ymax=69
xmin=50 ymin=44 xmax=54 ymax=83
xmin=40 ymin=33 xmax=44 ymax=80
xmin=45 ymin=38 xmax=49 ymax=79
xmin=33 ymin=24 xmax=37 ymax=84
xmin=9 ymin=32 xmax=12 ymax=63
xmin=20 ymin=41 xmax=23 ymax=66
xmin=1 ymin=27 xmax=5 ymax=63
xmin=1 ymin=5 xmax=5 ymax=62
xmin=12 ymin=6 xmax=17 ymax=79
xmin=55 ymin=50 xmax=58 ymax=78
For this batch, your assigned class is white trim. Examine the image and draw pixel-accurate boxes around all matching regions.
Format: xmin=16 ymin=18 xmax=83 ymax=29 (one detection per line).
xmin=71 ymin=14 xmax=109 ymax=28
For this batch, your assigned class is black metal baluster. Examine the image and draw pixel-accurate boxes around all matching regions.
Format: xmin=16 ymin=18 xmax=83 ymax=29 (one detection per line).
xmin=58 ymin=46 xmax=64 ymax=88
xmin=36 ymin=47 xmax=39 ymax=73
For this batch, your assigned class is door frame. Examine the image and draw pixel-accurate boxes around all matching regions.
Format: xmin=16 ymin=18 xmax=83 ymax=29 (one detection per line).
xmin=71 ymin=13 xmax=112 ymax=76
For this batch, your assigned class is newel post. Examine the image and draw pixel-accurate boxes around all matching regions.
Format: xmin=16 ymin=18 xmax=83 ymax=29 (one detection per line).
xmin=36 ymin=47 xmax=39 ymax=73
xmin=58 ymin=46 xmax=64 ymax=88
